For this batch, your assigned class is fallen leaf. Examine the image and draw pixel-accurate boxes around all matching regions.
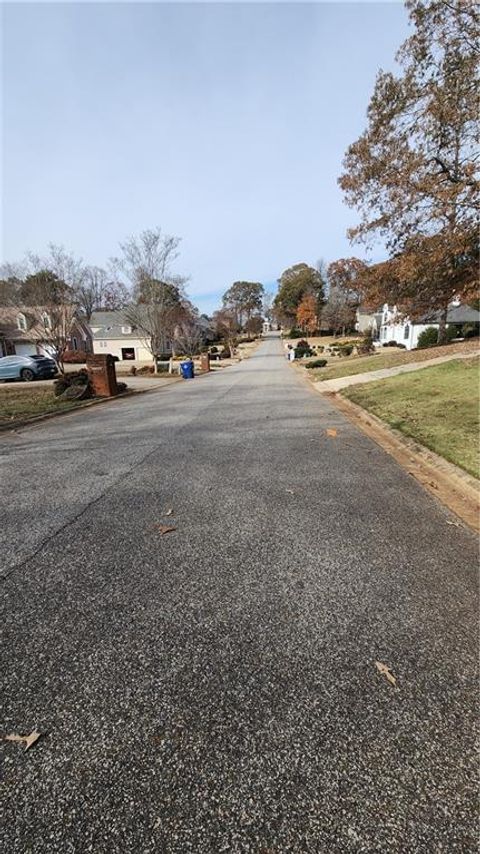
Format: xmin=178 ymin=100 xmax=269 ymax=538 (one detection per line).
xmin=5 ymin=731 xmax=42 ymax=751
xmin=375 ymin=661 xmax=397 ymax=687
xmin=156 ymin=525 xmax=176 ymax=536
xmin=446 ymin=519 xmax=462 ymax=528
xmin=326 ymin=428 xmax=337 ymax=438
xmin=286 ymin=489 xmax=295 ymax=495
xmin=165 ymin=509 xmax=173 ymax=517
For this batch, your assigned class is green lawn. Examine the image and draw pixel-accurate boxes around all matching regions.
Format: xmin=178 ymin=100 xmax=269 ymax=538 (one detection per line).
xmin=308 ymin=339 xmax=479 ymax=382
xmin=343 ymin=357 xmax=480 ymax=478
xmin=0 ymin=385 xmax=85 ymax=424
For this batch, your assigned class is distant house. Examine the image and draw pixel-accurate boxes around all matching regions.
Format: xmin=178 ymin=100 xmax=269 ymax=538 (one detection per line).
xmin=355 ymin=308 xmax=384 ymax=340
xmin=378 ymin=302 xmax=480 ymax=350
xmin=355 ymin=302 xmax=479 ymax=350
xmin=90 ymin=311 xmax=173 ymax=363
xmin=0 ymin=307 xmax=93 ymax=358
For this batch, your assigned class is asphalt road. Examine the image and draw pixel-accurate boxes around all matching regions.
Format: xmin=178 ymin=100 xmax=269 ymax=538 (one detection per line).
xmin=0 ymin=334 xmax=478 ymax=853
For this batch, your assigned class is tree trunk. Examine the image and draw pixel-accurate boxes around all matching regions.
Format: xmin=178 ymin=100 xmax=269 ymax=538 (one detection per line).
xmin=437 ymin=304 xmax=449 ymax=345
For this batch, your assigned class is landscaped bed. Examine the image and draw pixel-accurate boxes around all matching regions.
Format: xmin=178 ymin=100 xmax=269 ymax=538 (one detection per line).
xmin=343 ymin=357 xmax=480 ymax=478
xmin=0 ymin=385 xmax=88 ymax=425
xmin=306 ymin=338 xmax=479 ymax=381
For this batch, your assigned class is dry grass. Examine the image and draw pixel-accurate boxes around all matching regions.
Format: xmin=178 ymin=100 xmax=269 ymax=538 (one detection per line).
xmin=0 ymin=385 xmax=85 ymax=424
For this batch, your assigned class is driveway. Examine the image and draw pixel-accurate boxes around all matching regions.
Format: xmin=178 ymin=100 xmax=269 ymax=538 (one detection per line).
xmin=0 ymin=334 xmax=477 ymax=852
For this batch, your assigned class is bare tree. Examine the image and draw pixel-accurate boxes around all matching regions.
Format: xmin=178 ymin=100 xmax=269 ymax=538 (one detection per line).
xmin=212 ymin=308 xmax=240 ymax=356
xmin=123 ymin=281 xmax=186 ymax=370
xmin=117 ymin=228 xmax=189 ymax=371
xmin=77 ymin=266 xmax=130 ymax=320
xmin=113 ymin=228 xmax=186 ymax=298
xmin=27 ymin=244 xmax=86 ymax=293
xmin=174 ymin=315 xmax=205 ymax=358
xmin=262 ymin=291 xmax=275 ymax=323
xmin=321 ymin=288 xmax=356 ymax=337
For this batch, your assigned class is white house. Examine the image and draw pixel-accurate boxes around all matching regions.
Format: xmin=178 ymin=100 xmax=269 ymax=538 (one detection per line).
xmin=377 ymin=302 xmax=480 ymax=350
xmin=90 ymin=311 xmax=165 ymax=363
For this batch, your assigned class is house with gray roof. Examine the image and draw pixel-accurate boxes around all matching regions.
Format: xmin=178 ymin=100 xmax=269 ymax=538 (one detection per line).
xmin=90 ymin=310 xmax=171 ymax=363
xmin=378 ymin=302 xmax=480 ymax=350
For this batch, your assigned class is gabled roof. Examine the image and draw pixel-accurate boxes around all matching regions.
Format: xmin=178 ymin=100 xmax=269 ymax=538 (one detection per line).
xmin=421 ymin=304 xmax=480 ymax=324
xmin=90 ymin=310 xmax=145 ymax=340
xmin=0 ymin=306 xmax=90 ymax=341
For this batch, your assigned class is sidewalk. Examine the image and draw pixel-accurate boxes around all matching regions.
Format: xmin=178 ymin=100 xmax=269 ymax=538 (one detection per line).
xmin=313 ymin=352 xmax=476 ymax=393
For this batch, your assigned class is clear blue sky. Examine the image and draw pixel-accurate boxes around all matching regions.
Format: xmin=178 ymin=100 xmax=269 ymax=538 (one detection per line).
xmin=2 ymin=1 xmax=410 ymax=313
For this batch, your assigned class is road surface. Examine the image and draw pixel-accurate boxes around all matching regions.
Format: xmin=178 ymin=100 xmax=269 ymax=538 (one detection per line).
xmin=0 ymin=334 xmax=477 ymax=852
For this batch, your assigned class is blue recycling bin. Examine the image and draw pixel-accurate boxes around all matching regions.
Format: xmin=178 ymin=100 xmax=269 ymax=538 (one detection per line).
xmin=180 ymin=359 xmax=194 ymax=379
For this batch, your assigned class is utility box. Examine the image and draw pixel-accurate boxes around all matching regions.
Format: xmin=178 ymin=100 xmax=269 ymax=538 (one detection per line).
xmin=86 ymin=354 xmax=119 ymax=397
xmin=200 ymin=352 xmax=211 ymax=372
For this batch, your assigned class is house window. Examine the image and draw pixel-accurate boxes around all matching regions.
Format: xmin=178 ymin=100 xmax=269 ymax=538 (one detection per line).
xmin=121 ymin=325 xmax=132 ymax=335
xmin=72 ymin=336 xmax=78 ymax=351
xmin=404 ymin=324 xmax=410 ymax=340
xmin=17 ymin=313 xmax=27 ymax=331
xmin=42 ymin=312 xmax=51 ymax=330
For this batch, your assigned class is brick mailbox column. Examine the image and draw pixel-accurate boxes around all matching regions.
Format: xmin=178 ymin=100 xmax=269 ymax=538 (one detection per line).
xmin=200 ymin=352 xmax=211 ymax=372
xmin=86 ymin=354 xmax=119 ymax=397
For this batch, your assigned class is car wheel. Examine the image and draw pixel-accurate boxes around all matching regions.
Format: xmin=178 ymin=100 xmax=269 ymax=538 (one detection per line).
xmin=20 ymin=368 xmax=35 ymax=382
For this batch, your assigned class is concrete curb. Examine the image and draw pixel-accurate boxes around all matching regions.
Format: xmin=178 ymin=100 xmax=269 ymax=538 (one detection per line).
xmin=323 ymin=391 xmax=480 ymax=532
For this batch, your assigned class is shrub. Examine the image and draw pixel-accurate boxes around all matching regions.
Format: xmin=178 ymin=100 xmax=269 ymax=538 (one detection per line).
xmin=129 ymin=366 xmax=137 ymax=376
xmin=462 ymin=323 xmax=478 ymax=339
xmin=288 ymin=327 xmax=303 ymax=339
xmin=117 ymin=382 xmax=128 ymax=394
xmin=357 ymin=330 xmax=375 ymax=355
xmin=305 ymin=359 xmax=328 ymax=369
xmin=317 ymin=345 xmax=325 ymax=353
xmin=295 ymin=339 xmax=313 ymax=358
xmin=446 ymin=324 xmax=458 ymax=342
xmin=137 ymin=365 xmax=154 ymax=374
xmin=54 ymin=370 xmax=90 ymax=397
xmin=209 ymin=346 xmax=218 ymax=354
xmin=337 ymin=344 xmax=354 ymax=357
xmin=417 ymin=326 xmax=440 ymax=348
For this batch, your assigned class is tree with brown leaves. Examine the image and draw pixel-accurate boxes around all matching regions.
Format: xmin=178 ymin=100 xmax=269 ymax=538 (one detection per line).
xmin=296 ymin=294 xmax=318 ymax=334
xmin=339 ymin=0 xmax=479 ymax=341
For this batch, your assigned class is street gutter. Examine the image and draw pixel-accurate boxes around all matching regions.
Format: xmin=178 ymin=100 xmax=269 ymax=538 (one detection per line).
xmin=324 ymin=391 xmax=480 ymax=533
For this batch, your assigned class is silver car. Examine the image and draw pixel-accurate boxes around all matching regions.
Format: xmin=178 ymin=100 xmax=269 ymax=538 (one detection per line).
xmin=0 ymin=354 xmax=58 ymax=382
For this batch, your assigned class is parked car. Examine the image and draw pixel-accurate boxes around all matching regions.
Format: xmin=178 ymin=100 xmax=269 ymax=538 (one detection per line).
xmin=0 ymin=355 xmax=58 ymax=382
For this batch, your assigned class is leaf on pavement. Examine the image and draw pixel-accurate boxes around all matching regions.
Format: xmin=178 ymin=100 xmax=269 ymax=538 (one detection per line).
xmin=326 ymin=428 xmax=337 ymax=438
xmin=286 ymin=489 xmax=295 ymax=495
xmin=5 ymin=731 xmax=42 ymax=751
xmin=375 ymin=661 xmax=397 ymax=687
xmin=156 ymin=524 xmax=176 ymax=536
xmin=446 ymin=519 xmax=461 ymax=527
xmin=165 ymin=509 xmax=173 ymax=517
